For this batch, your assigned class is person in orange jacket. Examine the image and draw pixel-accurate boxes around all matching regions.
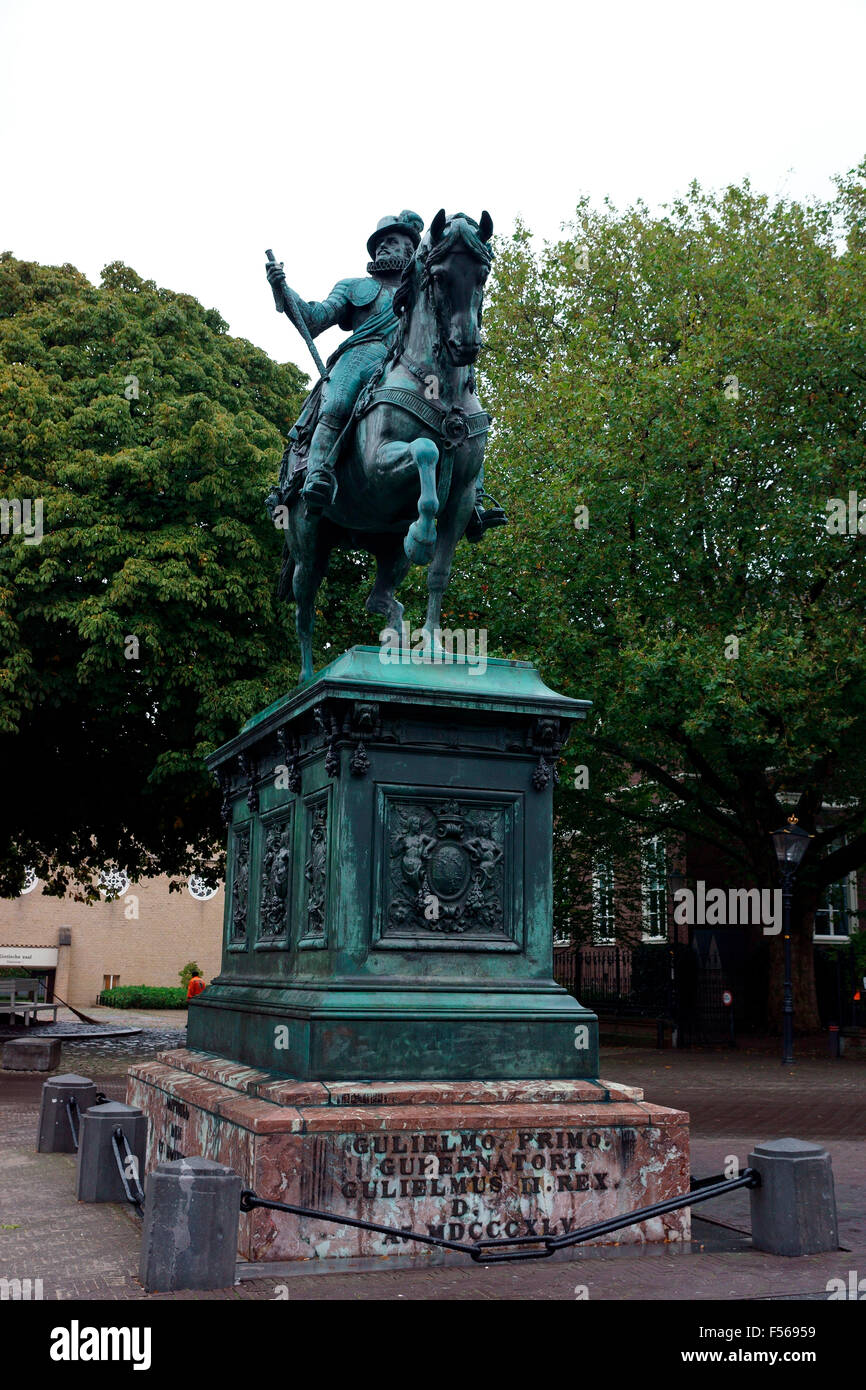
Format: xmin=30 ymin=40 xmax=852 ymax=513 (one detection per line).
xmin=186 ymin=970 xmax=206 ymax=1001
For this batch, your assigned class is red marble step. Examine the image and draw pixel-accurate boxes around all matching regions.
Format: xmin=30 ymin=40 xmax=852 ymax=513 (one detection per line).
xmin=155 ymin=1048 xmax=646 ymax=1108
xmin=129 ymin=1058 xmax=690 ymax=1263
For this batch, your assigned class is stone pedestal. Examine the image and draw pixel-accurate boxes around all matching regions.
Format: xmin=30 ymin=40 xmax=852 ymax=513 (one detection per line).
xmin=130 ymin=648 xmax=690 ymax=1262
xmin=187 ymin=647 xmax=597 ymax=1079
xmin=128 ymin=1049 xmax=690 ymax=1262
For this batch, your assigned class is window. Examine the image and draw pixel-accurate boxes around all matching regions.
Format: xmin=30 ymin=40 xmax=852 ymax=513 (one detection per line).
xmin=103 ymin=974 xmax=120 ymax=991
xmin=641 ymin=837 xmax=667 ymax=941
xmin=99 ymin=868 xmax=130 ymax=899
xmin=188 ymin=876 xmax=219 ymax=902
xmin=20 ymin=867 xmax=38 ymax=895
xmin=592 ymin=858 xmax=616 ymax=944
xmin=814 ymin=873 xmax=856 ymax=939
xmin=814 ymin=833 xmax=858 ymax=940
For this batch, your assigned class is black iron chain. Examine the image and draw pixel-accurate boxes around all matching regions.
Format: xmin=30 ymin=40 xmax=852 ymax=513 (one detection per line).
xmin=240 ymin=1167 xmax=760 ymax=1265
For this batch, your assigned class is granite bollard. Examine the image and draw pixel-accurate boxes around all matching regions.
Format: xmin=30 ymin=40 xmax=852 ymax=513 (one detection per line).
xmin=748 ymin=1138 xmax=838 ymax=1256
xmin=139 ymin=1157 xmax=242 ymax=1292
xmin=76 ymin=1101 xmax=147 ymax=1204
xmin=38 ymin=1074 xmax=98 ymax=1152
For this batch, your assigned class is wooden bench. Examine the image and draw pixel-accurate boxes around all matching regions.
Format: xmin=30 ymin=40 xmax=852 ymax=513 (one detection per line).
xmin=592 ymin=1007 xmax=677 ymax=1048
xmin=0 ymin=978 xmax=60 ymax=1027
xmin=5 ymin=1002 xmax=60 ymax=1026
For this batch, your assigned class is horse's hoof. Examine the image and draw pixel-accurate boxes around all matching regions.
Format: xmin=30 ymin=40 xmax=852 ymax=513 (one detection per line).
xmin=404 ymin=527 xmax=435 ymax=565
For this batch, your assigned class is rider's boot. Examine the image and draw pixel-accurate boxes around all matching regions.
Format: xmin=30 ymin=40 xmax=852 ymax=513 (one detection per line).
xmin=465 ymin=484 xmax=507 ymax=543
xmin=301 ymin=418 xmax=341 ymax=514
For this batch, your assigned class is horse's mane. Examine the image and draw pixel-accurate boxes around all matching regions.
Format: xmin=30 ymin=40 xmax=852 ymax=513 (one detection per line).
xmin=426 ymin=213 xmax=494 ymax=275
xmin=392 ymin=253 xmax=419 ymax=323
xmin=392 ymin=213 xmax=493 ymax=342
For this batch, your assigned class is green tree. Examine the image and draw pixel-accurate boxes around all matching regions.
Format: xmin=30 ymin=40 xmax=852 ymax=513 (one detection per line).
xmin=460 ymin=163 xmax=866 ymax=1030
xmin=0 ymin=255 xmax=307 ymax=898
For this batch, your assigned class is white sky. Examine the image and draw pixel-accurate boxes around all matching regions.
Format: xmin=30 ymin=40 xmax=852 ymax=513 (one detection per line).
xmin=2 ymin=0 xmax=864 ymax=378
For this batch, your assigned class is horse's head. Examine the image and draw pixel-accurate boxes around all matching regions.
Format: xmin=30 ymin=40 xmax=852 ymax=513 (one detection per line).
xmin=396 ymin=210 xmax=494 ymax=367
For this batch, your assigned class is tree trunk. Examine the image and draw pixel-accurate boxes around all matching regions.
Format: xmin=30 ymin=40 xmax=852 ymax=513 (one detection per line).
xmin=766 ymin=900 xmax=821 ymax=1034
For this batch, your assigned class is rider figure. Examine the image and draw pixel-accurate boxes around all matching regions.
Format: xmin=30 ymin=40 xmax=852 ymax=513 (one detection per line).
xmin=267 ymin=211 xmax=422 ymax=512
xmin=266 ymin=212 xmax=504 ymax=537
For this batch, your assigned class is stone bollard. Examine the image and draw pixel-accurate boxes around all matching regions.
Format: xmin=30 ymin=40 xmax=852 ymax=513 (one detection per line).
xmin=76 ymin=1101 xmax=147 ymax=1203
xmin=3 ymin=1037 xmax=62 ymax=1072
xmin=139 ymin=1158 xmax=241 ymax=1292
xmin=38 ymin=1074 xmax=99 ymax=1152
xmin=748 ymin=1138 xmax=839 ymax=1256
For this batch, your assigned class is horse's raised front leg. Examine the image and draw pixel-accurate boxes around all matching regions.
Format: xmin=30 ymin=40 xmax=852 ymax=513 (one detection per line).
xmin=375 ymin=438 xmax=440 ymax=566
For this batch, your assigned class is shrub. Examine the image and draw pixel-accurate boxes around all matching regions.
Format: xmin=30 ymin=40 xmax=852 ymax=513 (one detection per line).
xmin=97 ymin=985 xmax=187 ymax=1009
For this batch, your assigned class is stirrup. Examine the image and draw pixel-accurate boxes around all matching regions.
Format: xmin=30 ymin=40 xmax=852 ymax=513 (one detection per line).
xmin=466 ymin=492 xmax=507 ymax=543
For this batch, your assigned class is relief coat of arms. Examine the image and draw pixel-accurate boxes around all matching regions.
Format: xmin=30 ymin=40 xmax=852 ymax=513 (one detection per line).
xmin=387 ymin=798 xmax=505 ymax=935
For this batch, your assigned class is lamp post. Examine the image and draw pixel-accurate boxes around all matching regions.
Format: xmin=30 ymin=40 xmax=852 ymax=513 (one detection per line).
xmin=667 ymin=872 xmax=687 ymax=1048
xmin=769 ymin=817 xmax=812 ymax=1066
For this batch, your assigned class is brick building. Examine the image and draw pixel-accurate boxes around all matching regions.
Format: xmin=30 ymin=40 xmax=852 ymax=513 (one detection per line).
xmin=0 ymin=870 xmax=223 ymax=1008
xmin=554 ymin=827 xmax=864 ymax=1039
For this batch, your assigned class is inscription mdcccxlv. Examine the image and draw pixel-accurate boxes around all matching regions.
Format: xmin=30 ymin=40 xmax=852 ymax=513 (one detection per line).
xmin=337 ymin=1127 xmax=621 ymax=1241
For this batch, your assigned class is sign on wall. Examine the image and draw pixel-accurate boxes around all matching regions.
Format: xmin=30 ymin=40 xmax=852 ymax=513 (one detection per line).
xmin=0 ymin=946 xmax=59 ymax=968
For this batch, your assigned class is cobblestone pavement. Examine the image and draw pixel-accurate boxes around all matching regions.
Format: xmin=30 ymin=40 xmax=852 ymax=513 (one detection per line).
xmin=0 ymin=1007 xmax=188 ymax=1074
xmin=1 ymin=1035 xmax=863 ymax=1301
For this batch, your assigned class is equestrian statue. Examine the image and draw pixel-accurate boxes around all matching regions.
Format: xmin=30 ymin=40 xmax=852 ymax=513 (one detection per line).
xmin=264 ymin=208 xmax=506 ymax=682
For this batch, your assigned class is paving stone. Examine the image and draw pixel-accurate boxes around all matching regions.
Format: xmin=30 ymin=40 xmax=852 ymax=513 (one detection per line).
xmin=2 ymin=1040 xmax=863 ymax=1300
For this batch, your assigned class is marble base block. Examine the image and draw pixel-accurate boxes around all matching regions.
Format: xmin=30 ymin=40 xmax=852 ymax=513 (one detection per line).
xmin=128 ymin=1049 xmax=690 ymax=1263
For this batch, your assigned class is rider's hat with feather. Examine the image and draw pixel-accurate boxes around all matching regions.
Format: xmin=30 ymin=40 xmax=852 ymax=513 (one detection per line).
xmin=366 ymin=210 xmax=425 ymax=259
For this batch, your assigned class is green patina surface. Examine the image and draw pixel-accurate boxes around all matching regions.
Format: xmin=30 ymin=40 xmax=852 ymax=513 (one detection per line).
xmin=189 ymin=648 xmax=597 ymax=1080
xmin=241 ymin=646 xmax=586 ymax=736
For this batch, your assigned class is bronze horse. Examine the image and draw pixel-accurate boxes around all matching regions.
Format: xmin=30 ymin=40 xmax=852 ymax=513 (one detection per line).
xmin=274 ymin=210 xmax=496 ymax=683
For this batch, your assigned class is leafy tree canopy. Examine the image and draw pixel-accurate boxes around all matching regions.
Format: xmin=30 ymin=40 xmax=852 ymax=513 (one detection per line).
xmin=0 ymin=254 xmax=307 ymax=897
xmin=455 ymin=162 xmax=866 ymax=984
xmin=4 ymin=152 xmax=866 ymax=1013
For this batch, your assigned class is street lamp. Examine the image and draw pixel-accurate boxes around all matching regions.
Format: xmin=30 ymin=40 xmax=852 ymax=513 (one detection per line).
xmin=769 ymin=817 xmax=812 ymax=1066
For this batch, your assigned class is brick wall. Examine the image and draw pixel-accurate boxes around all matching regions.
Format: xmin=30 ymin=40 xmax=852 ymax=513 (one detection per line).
xmin=0 ymin=876 xmax=224 ymax=1007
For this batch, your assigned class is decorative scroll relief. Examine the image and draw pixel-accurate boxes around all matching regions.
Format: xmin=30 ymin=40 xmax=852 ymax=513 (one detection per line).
xmin=259 ymin=811 xmax=292 ymax=940
xmin=303 ymin=803 xmax=328 ymax=939
xmin=230 ymin=825 xmax=251 ymax=941
xmin=382 ymin=795 xmax=513 ymax=941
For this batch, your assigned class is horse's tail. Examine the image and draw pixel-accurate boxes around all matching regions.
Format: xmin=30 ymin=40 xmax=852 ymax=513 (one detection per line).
xmin=277 ymin=541 xmax=295 ymax=601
